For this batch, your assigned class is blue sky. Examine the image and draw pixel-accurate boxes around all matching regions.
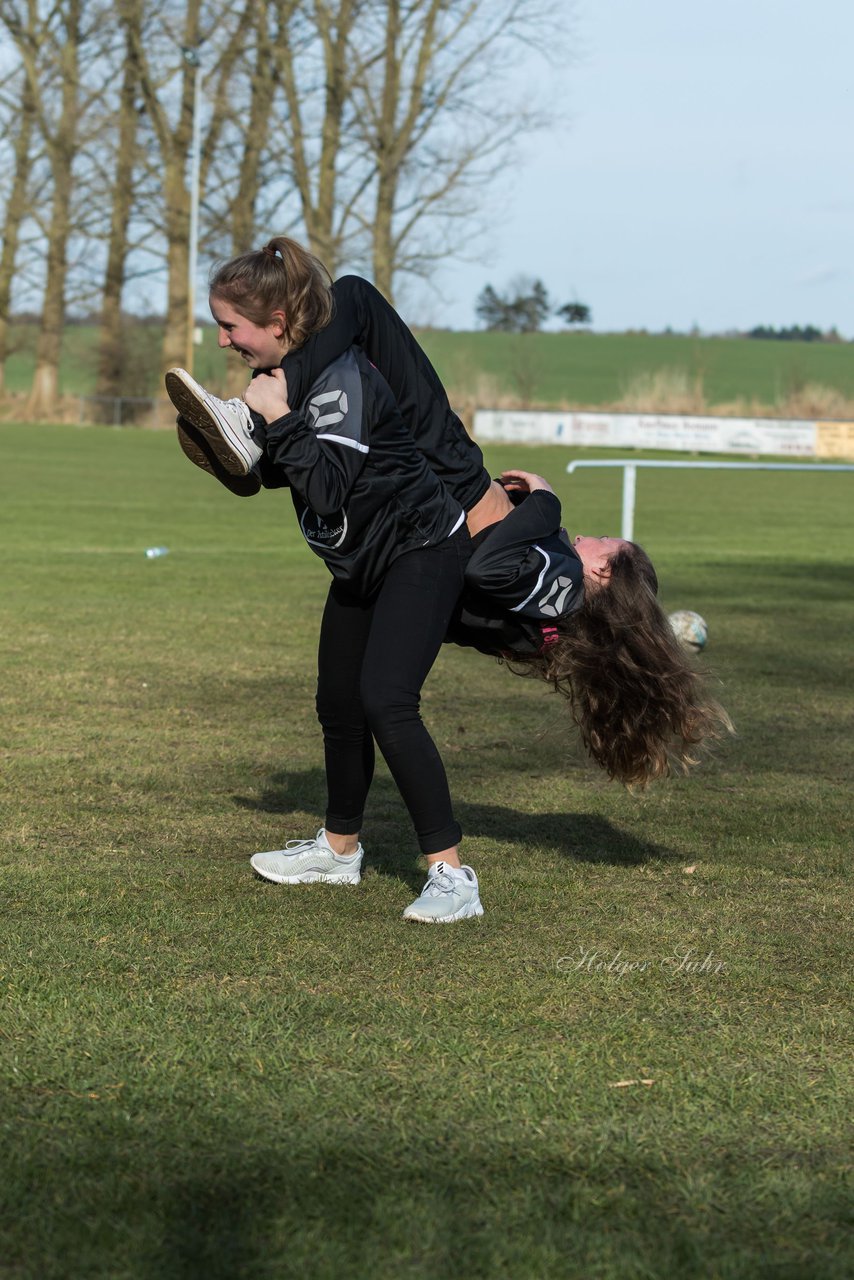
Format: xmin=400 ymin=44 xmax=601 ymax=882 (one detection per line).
xmin=427 ymin=0 xmax=854 ymax=334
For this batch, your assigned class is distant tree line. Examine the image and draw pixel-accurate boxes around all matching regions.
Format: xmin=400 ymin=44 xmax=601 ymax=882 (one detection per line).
xmin=476 ymin=277 xmax=591 ymax=333
xmin=0 ymin=0 xmax=570 ymax=416
xmin=746 ymin=325 xmax=839 ymax=343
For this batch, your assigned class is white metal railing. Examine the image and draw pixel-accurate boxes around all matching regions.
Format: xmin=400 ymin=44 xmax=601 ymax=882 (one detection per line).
xmin=565 ymin=459 xmax=854 ymax=541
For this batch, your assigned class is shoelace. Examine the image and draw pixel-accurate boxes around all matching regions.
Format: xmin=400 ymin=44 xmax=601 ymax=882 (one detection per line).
xmin=216 ymin=394 xmax=253 ymax=426
xmin=421 ymin=868 xmax=459 ymax=897
xmin=283 ymin=832 xmax=326 ymax=854
xmin=281 ymin=833 xmax=357 ymax=859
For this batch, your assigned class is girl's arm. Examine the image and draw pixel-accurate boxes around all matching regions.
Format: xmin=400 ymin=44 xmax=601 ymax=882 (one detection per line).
xmin=246 ymin=357 xmax=368 ymax=516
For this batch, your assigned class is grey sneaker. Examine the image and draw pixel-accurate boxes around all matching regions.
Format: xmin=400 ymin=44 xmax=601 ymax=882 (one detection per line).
xmin=250 ymin=829 xmax=363 ymax=885
xmin=403 ymin=861 xmax=484 ymax=923
xmin=165 ymin=367 xmax=262 ymax=476
xmin=176 ymin=415 xmax=261 ymax=496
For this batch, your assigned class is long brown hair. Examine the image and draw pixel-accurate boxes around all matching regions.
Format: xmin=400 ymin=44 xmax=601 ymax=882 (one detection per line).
xmin=209 ymin=235 xmax=333 ymax=349
xmin=508 ymin=543 xmax=732 ymax=786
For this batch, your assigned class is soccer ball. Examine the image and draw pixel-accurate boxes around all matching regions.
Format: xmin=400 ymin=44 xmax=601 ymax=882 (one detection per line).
xmin=668 ymin=610 xmax=708 ymax=653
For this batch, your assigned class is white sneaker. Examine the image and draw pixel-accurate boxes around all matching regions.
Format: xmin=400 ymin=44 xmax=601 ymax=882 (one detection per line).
xmin=165 ymin=367 xmax=262 ymax=476
xmin=250 ymin=829 xmax=363 ymax=885
xmin=403 ymin=862 xmax=484 ymax=923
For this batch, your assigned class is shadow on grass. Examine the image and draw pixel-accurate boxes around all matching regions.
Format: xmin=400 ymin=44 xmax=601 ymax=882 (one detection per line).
xmin=7 ymin=1119 xmax=848 ymax=1278
xmin=153 ymin=1140 xmax=848 ymax=1280
xmin=233 ymin=767 xmax=674 ymax=889
xmin=687 ymin=556 xmax=854 ymax=604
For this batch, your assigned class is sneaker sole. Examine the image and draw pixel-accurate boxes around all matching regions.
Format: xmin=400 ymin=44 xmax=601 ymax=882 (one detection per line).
xmin=403 ymin=898 xmax=484 ymax=924
xmin=165 ymin=368 xmax=255 ymax=475
xmin=177 ymin=419 xmax=261 ymax=497
xmin=250 ymin=858 xmax=361 ymax=886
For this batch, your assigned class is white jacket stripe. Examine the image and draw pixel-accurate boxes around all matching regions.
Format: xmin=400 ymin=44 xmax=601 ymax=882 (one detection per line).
xmin=509 ymin=545 xmax=550 ymax=613
xmin=316 ymin=432 xmax=370 ymax=454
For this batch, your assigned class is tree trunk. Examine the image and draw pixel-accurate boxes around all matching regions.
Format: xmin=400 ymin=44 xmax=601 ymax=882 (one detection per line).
xmin=96 ymin=7 xmax=142 ymax=401
xmin=27 ymin=164 xmax=72 ymax=418
xmin=161 ymin=165 xmax=192 ymax=374
xmin=162 ymin=0 xmax=200 ymax=376
xmin=128 ymin=0 xmax=200 ymax=376
xmin=0 ymin=73 xmax=35 ymax=395
xmin=224 ymin=4 xmax=276 ymax=396
xmin=370 ymin=0 xmax=403 ymax=302
xmin=312 ymin=0 xmax=360 ymax=273
xmin=26 ymin=0 xmax=82 ymax=419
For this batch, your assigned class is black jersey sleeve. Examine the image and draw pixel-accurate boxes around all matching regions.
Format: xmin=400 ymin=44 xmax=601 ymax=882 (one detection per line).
xmin=464 ymin=490 xmax=584 ymax=620
xmin=280 ymin=276 xmax=490 ymax=511
xmin=263 ymin=350 xmax=368 ymax=516
xmin=278 ymin=278 xmax=366 ymax=407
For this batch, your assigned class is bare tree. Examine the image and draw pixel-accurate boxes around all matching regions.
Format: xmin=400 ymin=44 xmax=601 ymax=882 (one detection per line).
xmin=199 ymin=0 xmax=281 ymax=393
xmin=227 ymin=0 xmax=567 ymax=302
xmin=94 ymin=1 xmax=144 ymax=399
xmin=203 ymin=0 xmax=277 ymax=259
xmin=351 ymin=0 xmax=565 ymax=304
xmin=126 ymin=0 xmax=258 ymax=374
xmin=0 ymin=0 xmax=107 ymax=416
xmin=263 ymin=0 xmax=373 ymax=275
xmin=126 ymin=0 xmax=203 ymax=374
xmin=0 ymin=64 xmax=36 ymax=393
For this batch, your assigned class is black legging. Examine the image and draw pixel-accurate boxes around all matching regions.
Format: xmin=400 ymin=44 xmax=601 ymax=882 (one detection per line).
xmin=316 ymin=530 xmax=470 ymax=855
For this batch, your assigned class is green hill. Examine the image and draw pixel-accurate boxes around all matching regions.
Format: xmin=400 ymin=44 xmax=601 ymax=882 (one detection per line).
xmin=3 ymin=322 xmax=854 ymax=417
xmin=417 ymin=329 xmax=854 ymax=417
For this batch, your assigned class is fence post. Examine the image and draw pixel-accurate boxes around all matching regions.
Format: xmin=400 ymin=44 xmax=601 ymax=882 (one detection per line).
xmin=621 ymin=464 xmax=637 ymax=541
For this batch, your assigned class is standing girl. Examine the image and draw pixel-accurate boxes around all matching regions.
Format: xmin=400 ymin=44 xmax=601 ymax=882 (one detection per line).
xmin=168 ymin=237 xmax=483 ymax=923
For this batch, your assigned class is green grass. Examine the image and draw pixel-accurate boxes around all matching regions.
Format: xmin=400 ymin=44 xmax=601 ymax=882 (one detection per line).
xmin=4 ymin=322 xmax=854 ymax=411
xmin=1 ymin=425 xmax=852 ymax=1279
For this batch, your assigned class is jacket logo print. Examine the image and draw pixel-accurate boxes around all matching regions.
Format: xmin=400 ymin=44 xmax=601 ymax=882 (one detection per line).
xmin=308 ymin=388 xmax=349 ymax=431
xmin=538 ymin=576 xmax=574 ymax=617
xmin=300 ymin=507 xmax=348 ymax=549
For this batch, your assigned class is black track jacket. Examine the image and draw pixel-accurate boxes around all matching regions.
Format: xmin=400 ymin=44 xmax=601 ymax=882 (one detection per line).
xmin=449 ymin=489 xmax=585 ymax=657
xmin=263 ymin=347 xmax=464 ymax=597
xmin=279 ymin=276 xmax=491 ymax=512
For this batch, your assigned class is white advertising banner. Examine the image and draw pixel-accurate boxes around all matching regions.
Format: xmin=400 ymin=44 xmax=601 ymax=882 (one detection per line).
xmin=473 ymin=410 xmax=819 ymax=457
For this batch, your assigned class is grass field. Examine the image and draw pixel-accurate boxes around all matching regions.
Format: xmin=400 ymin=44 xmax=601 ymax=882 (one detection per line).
xmin=1 ymin=424 xmax=852 ymax=1279
xmin=4 ymin=322 xmax=854 ymax=415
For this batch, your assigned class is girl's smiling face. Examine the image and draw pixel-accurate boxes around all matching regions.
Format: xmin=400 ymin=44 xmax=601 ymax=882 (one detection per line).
xmin=209 ymin=295 xmax=288 ymax=368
